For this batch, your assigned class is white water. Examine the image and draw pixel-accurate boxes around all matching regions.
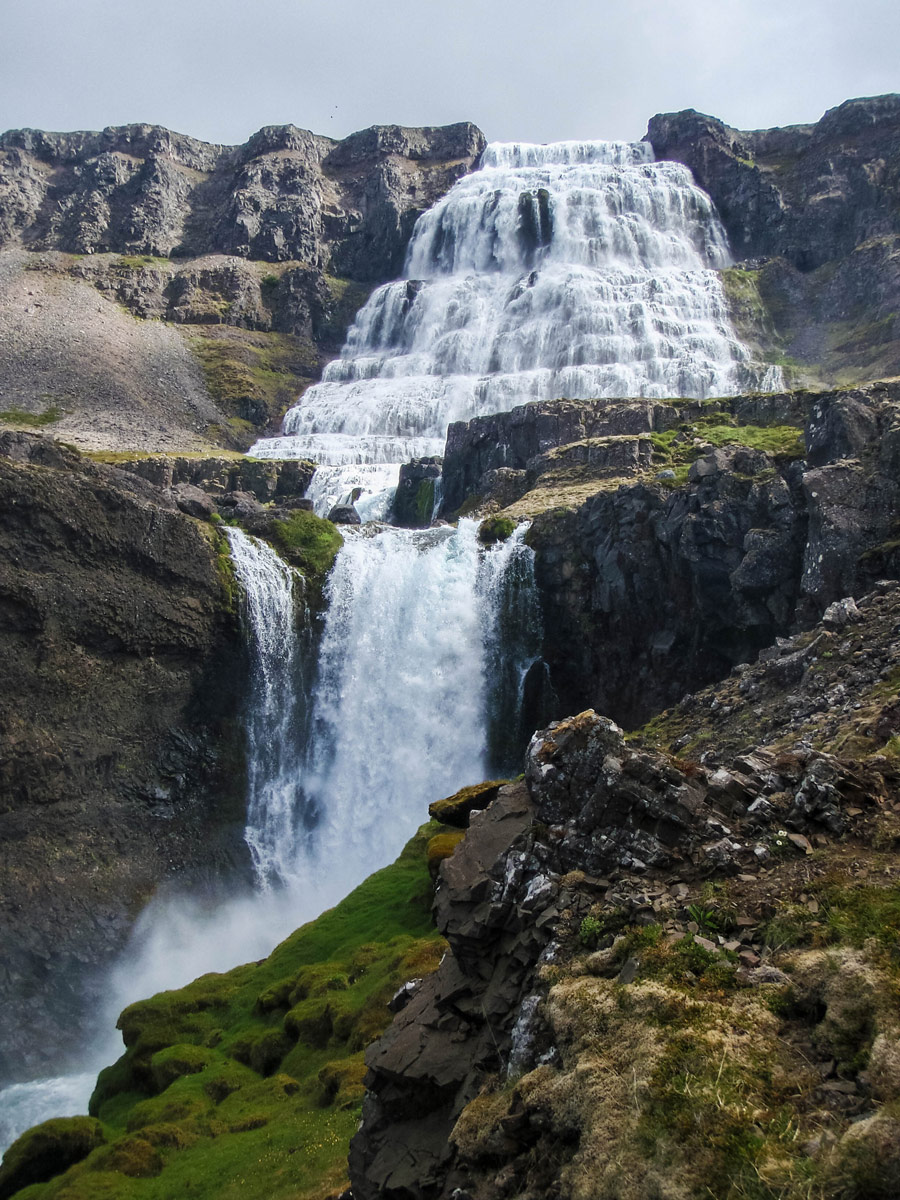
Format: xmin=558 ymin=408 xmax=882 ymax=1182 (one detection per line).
xmin=250 ymin=137 xmax=781 ymax=509
xmin=226 ymin=527 xmax=307 ymax=888
xmin=0 ymin=522 xmax=541 ymax=1154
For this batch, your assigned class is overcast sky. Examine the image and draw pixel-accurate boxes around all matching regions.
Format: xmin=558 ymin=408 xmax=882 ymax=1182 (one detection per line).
xmin=1 ymin=0 xmax=897 ymax=146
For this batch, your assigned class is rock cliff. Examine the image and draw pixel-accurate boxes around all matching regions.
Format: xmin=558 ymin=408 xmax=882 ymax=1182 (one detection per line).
xmin=647 ymin=95 xmax=900 ymax=384
xmin=351 ymin=584 xmax=900 ymax=1199
xmin=440 ymin=381 xmax=900 ymax=728
xmin=0 ymin=432 xmax=252 ymax=1078
xmin=0 ymin=121 xmax=484 ymax=451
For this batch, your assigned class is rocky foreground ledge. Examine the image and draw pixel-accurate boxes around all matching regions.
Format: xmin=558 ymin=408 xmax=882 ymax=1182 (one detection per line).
xmin=351 ymin=582 xmax=900 ymax=1200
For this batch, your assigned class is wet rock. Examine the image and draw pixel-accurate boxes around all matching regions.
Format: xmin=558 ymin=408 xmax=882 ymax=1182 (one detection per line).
xmin=393 ymin=458 xmax=442 ymax=528
xmin=172 ymin=482 xmax=214 ymax=519
xmin=327 ymin=504 xmax=361 ymax=525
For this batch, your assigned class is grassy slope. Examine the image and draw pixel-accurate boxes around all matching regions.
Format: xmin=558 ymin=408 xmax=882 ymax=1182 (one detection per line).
xmin=11 ymin=821 xmax=452 ymax=1200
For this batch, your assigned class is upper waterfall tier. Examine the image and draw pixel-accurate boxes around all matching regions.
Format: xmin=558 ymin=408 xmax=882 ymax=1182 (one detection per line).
xmin=251 ymin=139 xmax=781 ymax=466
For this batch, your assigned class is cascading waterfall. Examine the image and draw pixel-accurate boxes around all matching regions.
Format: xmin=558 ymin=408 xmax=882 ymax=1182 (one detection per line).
xmin=1 ymin=136 xmax=779 ymax=1156
xmin=226 ymin=527 xmax=309 ymax=888
xmin=250 ymin=137 xmax=782 ymax=510
xmin=298 ymin=520 xmax=540 ymax=881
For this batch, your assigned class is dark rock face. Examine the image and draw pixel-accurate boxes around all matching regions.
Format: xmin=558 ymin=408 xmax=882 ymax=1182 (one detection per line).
xmin=647 ymin=95 xmax=900 ymax=382
xmin=438 ymin=382 xmax=900 ymax=728
xmin=647 ymin=95 xmax=900 ymax=271
xmin=349 ymin=782 xmax=543 ymax=1198
xmin=351 ymin=578 xmax=900 ymax=1199
xmin=392 ymin=457 xmax=443 ymax=527
xmin=114 ymin=453 xmax=315 ymax=503
xmin=435 ymin=380 xmax=900 ymax=727
xmin=0 ymin=433 xmax=247 ymax=1078
xmin=0 ymin=121 xmax=485 ymax=280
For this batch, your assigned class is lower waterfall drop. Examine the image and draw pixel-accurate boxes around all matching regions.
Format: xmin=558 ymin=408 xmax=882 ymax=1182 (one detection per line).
xmin=226 ymin=527 xmax=308 ymax=888
xmin=298 ymin=520 xmax=541 ymax=886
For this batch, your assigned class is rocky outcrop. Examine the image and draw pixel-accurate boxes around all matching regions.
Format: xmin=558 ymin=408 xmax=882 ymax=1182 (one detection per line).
xmin=439 ymin=382 xmax=900 ymax=728
xmin=647 ymin=95 xmax=900 ymax=383
xmin=0 ymin=121 xmax=485 ymax=278
xmin=392 ymin=457 xmax=443 ymax=527
xmin=0 ymin=432 xmax=247 ymax=1078
xmin=351 ymin=585 xmax=900 ymax=1199
xmin=647 ymin=96 xmax=900 ymax=269
xmin=440 ymin=391 xmax=811 ymax=517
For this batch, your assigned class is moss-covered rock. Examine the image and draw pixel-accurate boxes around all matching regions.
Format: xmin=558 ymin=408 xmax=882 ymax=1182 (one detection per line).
xmin=477 ymin=516 xmax=516 ymax=544
xmin=0 ymin=1117 xmax=105 ymax=1198
xmin=23 ymin=820 xmax=452 ymax=1200
xmin=428 ymin=779 xmax=507 ymax=827
xmin=269 ymin=509 xmax=343 ymax=581
xmin=426 ymin=831 xmax=467 ymax=876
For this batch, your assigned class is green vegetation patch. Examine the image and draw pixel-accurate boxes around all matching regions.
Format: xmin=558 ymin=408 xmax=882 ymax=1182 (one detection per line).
xmin=478 ymin=516 xmax=516 ymax=544
xmin=269 ymin=510 xmax=343 ymax=581
xmin=189 ymin=329 xmax=320 ymax=444
xmin=0 ymin=1117 xmax=105 ymax=1198
xmin=649 ymin=417 xmax=806 ymax=472
xmin=428 ymin=779 xmax=507 ymax=827
xmin=19 ymin=821 xmax=451 ymax=1200
xmin=0 ymin=405 xmax=64 ymax=427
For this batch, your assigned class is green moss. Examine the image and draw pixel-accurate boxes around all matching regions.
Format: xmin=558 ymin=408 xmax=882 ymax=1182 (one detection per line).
xmin=427 ymin=779 xmax=507 ymax=827
xmin=0 ymin=1117 xmax=105 ymax=1197
xmin=26 ymin=822 xmax=453 ymax=1200
xmin=189 ymin=329 xmax=320 ymax=440
xmin=0 ymin=404 xmax=64 ymax=427
xmin=478 ymin=516 xmax=516 ymax=544
xmin=426 ymin=831 xmax=466 ymax=876
xmin=269 ymin=509 xmax=343 ymax=581
xmin=414 ymin=478 xmax=436 ymax=525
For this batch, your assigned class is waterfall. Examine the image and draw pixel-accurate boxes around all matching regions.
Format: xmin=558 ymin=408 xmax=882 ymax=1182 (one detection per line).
xmin=297 ymin=521 xmax=541 ymax=882
xmin=1 ymin=135 xmax=776 ymax=1158
xmin=226 ymin=527 xmax=308 ymax=888
xmin=250 ymin=138 xmax=782 ymax=499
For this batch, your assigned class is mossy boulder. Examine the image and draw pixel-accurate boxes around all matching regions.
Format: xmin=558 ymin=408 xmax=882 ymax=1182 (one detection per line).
xmin=270 ymin=509 xmax=343 ymax=580
xmin=91 ymin=1134 xmax=163 ymax=1178
xmin=0 ymin=1117 xmax=105 ymax=1198
xmin=478 ymin=516 xmax=515 ymax=544
xmin=426 ymin=831 xmax=467 ymax=877
xmin=428 ymin=779 xmax=507 ymax=828
xmin=150 ymin=1043 xmax=216 ymax=1092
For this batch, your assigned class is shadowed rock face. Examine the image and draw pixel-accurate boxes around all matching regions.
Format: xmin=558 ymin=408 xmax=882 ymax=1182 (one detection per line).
xmin=647 ymin=96 xmax=900 ymax=271
xmin=437 ymin=381 xmax=900 ymax=729
xmin=0 ymin=432 xmax=248 ymax=1078
xmin=0 ymin=121 xmax=486 ymax=280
